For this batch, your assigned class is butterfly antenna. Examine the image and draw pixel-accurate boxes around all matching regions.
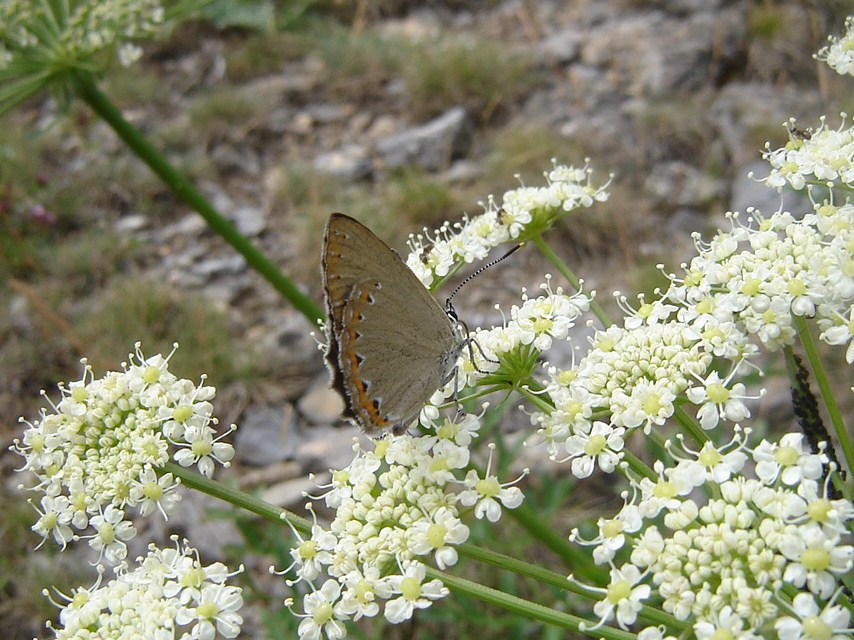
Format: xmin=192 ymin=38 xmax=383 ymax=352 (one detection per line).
xmin=444 ymin=243 xmax=523 ymax=317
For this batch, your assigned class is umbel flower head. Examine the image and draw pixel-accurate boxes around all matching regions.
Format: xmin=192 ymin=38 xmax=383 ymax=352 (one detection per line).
xmin=405 ymin=161 xmax=609 ymax=289
xmin=0 ymin=0 xmax=165 ymax=112
xmin=45 ymin=537 xmax=244 ymax=640
xmin=572 ymin=430 xmax=854 ymax=637
xmin=281 ymin=426 xmax=525 ymax=638
xmin=12 ymin=343 xmax=235 ymax=565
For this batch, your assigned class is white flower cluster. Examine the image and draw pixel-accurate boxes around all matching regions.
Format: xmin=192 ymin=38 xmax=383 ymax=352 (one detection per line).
xmin=451 ymin=277 xmax=591 ymax=390
xmin=669 ymin=203 xmax=854 ymax=353
xmin=533 ymin=189 xmax=854 ymax=476
xmin=762 ymin=116 xmax=854 ymax=191
xmin=47 ymin=538 xmax=244 ymax=640
xmin=816 ymin=16 xmax=854 ymax=76
xmin=574 ymin=431 xmax=853 ymax=638
xmin=284 ymin=425 xmax=525 ymax=639
xmin=405 ymin=162 xmax=609 ymax=288
xmin=12 ymin=343 xmax=234 ymax=564
xmin=0 ymin=0 xmax=164 ymax=71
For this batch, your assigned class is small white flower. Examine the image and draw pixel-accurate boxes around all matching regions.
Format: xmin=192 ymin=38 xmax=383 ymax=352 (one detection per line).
xmin=562 ymin=421 xmax=625 ymax=478
xmin=592 ymin=564 xmax=650 ymax=629
xmin=384 ymin=562 xmax=448 ymax=624
xmin=295 ymin=579 xmax=346 ymax=640
xmin=776 ymin=592 xmax=852 ymax=640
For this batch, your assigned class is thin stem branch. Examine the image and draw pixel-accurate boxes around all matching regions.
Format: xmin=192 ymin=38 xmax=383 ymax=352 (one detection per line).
xmin=424 ymin=567 xmax=635 ymax=640
xmin=160 ymin=462 xmax=311 ymax=534
xmin=793 ymin=316 xmax=853 ymax=475
xmin=529 ymin=233 xmax=611 ymax=328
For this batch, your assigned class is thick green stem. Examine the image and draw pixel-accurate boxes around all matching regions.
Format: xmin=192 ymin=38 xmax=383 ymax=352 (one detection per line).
xmin=793 ymin=316 xmax=854 ymax=476
xmin=70 ymin=71 xmax=324 ymax=325
xmin=529 ymin=233 xmax=612 ymax=328
xmin=621 ymin=449 xmax=658 ymax=481
xmin=160 ymin=462 xmax=311 ymax=534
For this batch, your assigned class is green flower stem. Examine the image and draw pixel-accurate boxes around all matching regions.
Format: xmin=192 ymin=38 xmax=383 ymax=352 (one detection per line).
xmin=423 ymin=566 xmax=634 ymax=640
xmin=529 ymin=233 xmax=612 ymax=328
xmin=621 ymin=449 xmax=658 ymax=481
xmin=160 ymin=462 xmax=311 ymax=535
xmin=456 ymin=544 xmax=685 ymax=631
xmin=503 ymin=503 xmax=601 ymax=576
xmin=793 ymin=316 xmax=854 ymax=476
xmin=70 ymin=71 xmax=324 ymax=325
xmin=517 ymin=384 xmax=555 ymax=413
xmin=672 ymin=405 xmax=710 ymax=446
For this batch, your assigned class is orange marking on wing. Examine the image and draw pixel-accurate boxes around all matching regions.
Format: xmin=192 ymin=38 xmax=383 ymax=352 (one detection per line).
xmin=342 ymin=287 xmax=391 ymax=428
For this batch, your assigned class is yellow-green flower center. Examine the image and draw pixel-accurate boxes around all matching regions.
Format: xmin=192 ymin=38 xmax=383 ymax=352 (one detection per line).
xmin=299 ymin=540 xmax=317 ymax=560
xmin=476 ymin=477 xmax=500 ymax=498
xmin=143 ymin=365 xmax=161 ymax=384
xmin=181 ymin=567 xmax=206 ymax=589
xmin=173 ymin=405 xmax=193 ymax=422
xmin=741 ymin=278 xmax=762 ymax=296
xmin=98 ymin=522 xmax=115 ymax=544
xmin=196 ymin=602 xmax=219 ymax=620
xmin=654 ymin=481 xmax=677 ymax=499
xmin=143 ymin=481 xmax=163 ymax=501
xmin=807 ymin=499 xmax=831 ymax=523
xmin=584 ymin=434 xmax=607 ymax=456
xmin=374 ymin=440 xmax=390 ymax=458
xmin=802 ymin=615 xmax=832 ymax=640
xmin=312 ymin=602 xmax=333 ymax=624
xmin=606 ymin=579 xmax=631 ymax=604
xmin=787 ymin=278 xmax=806 ymax=296
xmin=698 ymin=446 xmax=722 ymax=468
xmin=710 ymin=630 xmax=734 ymax=640
xmin=191 ymin=440 xmax=213 ymax=457
xmin=643 ymin=395 xmax=663 ymax=416
xmin=426 ymin=523 xmax=447 ymax=548
xmin=774 ymin=445 xmax=799 ymax=466
xmin=801 ymin=548 xmax=830 ymax=571
xmin=71 ymin=386 xmax=88 ymax=402
xmin=355 ymin=579 xmax=373 ymax=604
xmin=706 ymin=383 xmax=730 ymax=404
xmin=602 ymin=519 xmax=624 ymax=538
xmin=400 ymin=577 xmax=422 ymax=600
xmin=437 ymin=421 xmax=457 ymax=440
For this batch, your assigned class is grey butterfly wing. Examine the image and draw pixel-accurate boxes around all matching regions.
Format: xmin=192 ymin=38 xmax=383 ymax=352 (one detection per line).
xmin=322 ymin=213 xmax=457 ymax=432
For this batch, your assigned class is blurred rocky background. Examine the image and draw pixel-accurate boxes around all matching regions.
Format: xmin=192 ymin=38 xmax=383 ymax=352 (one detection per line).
xmin=1 ymin=1 xmax=851 ymax=637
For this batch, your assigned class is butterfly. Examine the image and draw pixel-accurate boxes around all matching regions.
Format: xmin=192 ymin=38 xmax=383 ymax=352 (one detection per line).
xmin=321 ymin=213 xmax=463 ymax=434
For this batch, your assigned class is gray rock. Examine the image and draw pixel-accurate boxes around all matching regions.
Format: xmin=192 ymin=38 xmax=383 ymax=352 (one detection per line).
xmin=313 ymin=144 xmax=372 ymax=181
xmin=234 ymin=404 xmax=297 ymax=466
xmin=145 ymin=488 xmax=242 ymax=559
xmin=114 ymin=214 xmax=148 ymax=232
xmin=298 ymin=376 xmax=345 ymax=426
xmin=192 ymin=254 xmax=247 ymax=278
xmin=730 ymin=161 xmax=811 ymax=217
xmin=645 ymin=161 xmax=725 ymax=207
xmin=262 ymin=473 xmax=330 ymax=509
xmin=539 ymin=27 xmax=582 ymax=64
xmin=374 ymin=106 xmax=471 ymax=171
xmin=230 ymin=204 xmax=266 ymax=237
xmin=294 ymin=424 xmax=361 ymax=473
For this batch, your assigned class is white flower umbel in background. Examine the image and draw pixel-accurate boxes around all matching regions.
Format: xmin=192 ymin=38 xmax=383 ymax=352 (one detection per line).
xmin=0 ymin=0 xmax=164 ymax=72
xmin=45 ymin=538 xmax=244 ymax=639
xmin=816 ymin=15 xmax=854 ymax=77
xmin=12 ymin=343 xmax=235 ymax=565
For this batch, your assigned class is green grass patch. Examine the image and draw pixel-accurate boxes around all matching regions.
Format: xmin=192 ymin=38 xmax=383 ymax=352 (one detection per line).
xmin=399 ymin=36 xmax=541 ymax=124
